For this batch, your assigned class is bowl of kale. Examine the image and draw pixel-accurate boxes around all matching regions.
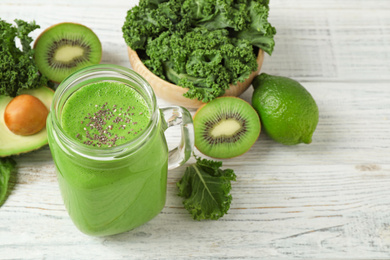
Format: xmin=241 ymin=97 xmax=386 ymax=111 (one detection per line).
xmin=122 ymin=0 xmax=276 ymax=108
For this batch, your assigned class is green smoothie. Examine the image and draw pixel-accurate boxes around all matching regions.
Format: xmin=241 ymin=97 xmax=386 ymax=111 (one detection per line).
xmin=61 ymin=81 xmax=151 ymax=147
xmin=47 ymin=81 xmax=168 ymax=236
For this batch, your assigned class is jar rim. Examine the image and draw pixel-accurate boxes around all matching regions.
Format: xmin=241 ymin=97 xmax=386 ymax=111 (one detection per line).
xmin=49 ymin=64 xmax=159 ymax=159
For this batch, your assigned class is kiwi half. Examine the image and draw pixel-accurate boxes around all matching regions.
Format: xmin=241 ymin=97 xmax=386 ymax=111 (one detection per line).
xmin=194 ymin=97 xmax=261 ymax=159
xmin=34 ymin=22 xmax=102 ymax=83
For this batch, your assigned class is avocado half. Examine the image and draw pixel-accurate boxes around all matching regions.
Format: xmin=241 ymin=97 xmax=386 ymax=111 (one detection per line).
xmin=0 ymin=86 xmax=54 ymax=157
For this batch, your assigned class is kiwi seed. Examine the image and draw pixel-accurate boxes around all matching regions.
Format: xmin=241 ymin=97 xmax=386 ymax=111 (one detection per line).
xmin=193 ymin=97 xmax=261 ymax=159
xmin=34 ymin=22 xmax=102 ymax=83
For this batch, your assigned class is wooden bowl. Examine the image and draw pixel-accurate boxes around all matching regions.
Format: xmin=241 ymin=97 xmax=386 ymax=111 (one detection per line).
xmin=127 ymin=47 xmax=264 ymax=109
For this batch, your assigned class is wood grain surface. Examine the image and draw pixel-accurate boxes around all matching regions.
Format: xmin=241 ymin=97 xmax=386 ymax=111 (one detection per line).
xmin=1 ymin=0 xmax=390 ymax=259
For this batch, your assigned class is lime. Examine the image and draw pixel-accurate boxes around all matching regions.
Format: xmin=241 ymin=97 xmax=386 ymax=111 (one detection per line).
xmin=251 ymin=73 xmax=319 ymax=145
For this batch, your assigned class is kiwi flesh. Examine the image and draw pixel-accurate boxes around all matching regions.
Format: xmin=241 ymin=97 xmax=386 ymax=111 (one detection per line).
xmin=194 ymin=97 xmax=261 ymax=159
xmin=34 ymin=22 xmax=102 ymax=83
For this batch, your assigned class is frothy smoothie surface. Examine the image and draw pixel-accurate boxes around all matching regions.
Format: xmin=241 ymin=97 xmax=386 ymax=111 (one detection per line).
xmin=61 ymin=81 xmax=151 ymax=147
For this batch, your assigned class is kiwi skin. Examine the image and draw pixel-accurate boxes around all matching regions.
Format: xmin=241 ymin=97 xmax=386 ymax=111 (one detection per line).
xmin=193 ymin=97 xmax=261 ymax=159
xmin=33 ymin=22 xmax=102 ymax=83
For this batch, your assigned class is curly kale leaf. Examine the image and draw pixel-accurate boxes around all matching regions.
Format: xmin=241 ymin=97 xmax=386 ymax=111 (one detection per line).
xmin=232 ymin=1 xmax=276 ymax=55
xmin=144 ymin=28 xmax=258 ymax=102
xmin=192 ymin=0 xmax=249 ymax=31
xmin=177 ymin=156 xmax=236 ymax=220
xmin=191 ymin=0 xmax=276 ymax=54
xmin=0 ymin=19 xmax=49 ymax=97
xmin=0 ymin=157 xmax=16 ymax=207
xmin=122 ymin=0 xmax=190 ymax=50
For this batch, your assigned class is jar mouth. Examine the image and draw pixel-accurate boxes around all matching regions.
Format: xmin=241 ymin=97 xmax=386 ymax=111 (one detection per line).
xmin=50 ymin=64 xmax=159 ymax=159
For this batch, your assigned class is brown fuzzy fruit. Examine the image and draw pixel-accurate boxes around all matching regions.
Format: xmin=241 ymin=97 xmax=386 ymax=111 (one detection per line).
xmin=4 ymin=94 xmax=49 ymax=136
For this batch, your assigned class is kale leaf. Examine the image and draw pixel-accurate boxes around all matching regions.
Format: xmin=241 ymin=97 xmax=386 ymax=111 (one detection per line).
xmin=0 ymin=157 xmax=16 ymax=207
xmin=122 ymin=0 xmax=190 ymax=51
xmin=0 ymin=19 xmax=49 ymax=97
xmin=177 ymin=156 xmax=236 ymax=220
xmin=232 ymin=0 xmax=277 ymax=54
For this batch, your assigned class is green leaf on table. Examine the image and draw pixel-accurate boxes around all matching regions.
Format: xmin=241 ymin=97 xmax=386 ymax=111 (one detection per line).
xmin=0 ymin=157 xmax=17 ymax=207
xmin=177 ymin=156 xmax=236 ymax=220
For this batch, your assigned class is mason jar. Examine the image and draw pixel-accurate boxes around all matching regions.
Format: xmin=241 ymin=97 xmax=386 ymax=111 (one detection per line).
xmin=46 ymin=64 xmax=194 ymax=236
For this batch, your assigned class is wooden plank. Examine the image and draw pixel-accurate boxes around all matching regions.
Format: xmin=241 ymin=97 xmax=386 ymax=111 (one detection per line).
xmin=265 ymin=8 xmax=390 ymax=81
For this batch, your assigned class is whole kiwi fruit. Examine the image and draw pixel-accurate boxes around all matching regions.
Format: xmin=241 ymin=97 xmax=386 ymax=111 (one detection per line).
xmin=193 ymin=97 xmax=261 ymax=159
xmin=34 ymin=22 xmax=102 ymax=83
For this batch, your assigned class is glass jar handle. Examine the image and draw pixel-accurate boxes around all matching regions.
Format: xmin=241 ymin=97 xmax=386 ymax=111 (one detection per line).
xmin=160 ymin=106 xmax=194 ymax=170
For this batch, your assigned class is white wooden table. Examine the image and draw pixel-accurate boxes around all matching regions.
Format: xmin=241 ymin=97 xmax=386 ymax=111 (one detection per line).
xmin=1 ymin=0 xmax=390 ymax=259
